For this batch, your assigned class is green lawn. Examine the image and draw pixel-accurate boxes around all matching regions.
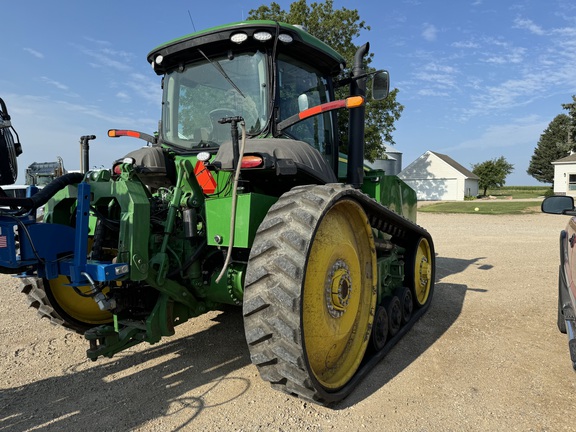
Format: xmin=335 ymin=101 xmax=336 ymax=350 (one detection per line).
xmin=418 ymin=200 xmax=542 ymax=215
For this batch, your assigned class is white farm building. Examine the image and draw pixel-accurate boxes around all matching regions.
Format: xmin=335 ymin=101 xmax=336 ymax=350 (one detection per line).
xmin=398 ymin=151 xmax=479 ymax=201
xmin=552 ymin=153 xmax=576 ymax=197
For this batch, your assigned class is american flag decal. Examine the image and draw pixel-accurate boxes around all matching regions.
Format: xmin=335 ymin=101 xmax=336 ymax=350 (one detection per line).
xmin=0 ymin=235 xmax=7 ymax=248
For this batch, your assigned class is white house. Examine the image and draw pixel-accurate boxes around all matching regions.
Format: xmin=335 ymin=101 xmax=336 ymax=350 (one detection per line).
xmin=398 ymin=150 xmax=479 ymax=201
xmin=552 ymin=153 xmax=576 ymax=196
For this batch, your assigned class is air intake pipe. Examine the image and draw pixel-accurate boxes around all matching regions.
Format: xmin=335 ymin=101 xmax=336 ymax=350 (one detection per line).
xmin=347 ymin=42 xmax=369 ymax=189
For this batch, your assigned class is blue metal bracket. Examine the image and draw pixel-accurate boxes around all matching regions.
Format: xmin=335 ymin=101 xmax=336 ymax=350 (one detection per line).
xmin=66 ymin=182 xmax=129 ymax=285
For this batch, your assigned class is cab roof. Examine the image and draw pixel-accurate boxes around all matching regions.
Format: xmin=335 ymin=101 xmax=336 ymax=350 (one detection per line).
xmin=147 ymin=20 xmax=346 ymax=76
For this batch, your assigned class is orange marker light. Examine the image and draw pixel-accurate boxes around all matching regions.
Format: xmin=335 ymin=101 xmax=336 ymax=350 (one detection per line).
xmin=345 ymin=96 xmax=365 ymax=109
xmin=109 ymin=129 xmax=140 ymax=138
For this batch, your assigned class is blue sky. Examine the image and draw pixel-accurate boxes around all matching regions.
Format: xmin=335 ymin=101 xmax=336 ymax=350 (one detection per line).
xmin=2 ymin=0 xmax=576 ymax=185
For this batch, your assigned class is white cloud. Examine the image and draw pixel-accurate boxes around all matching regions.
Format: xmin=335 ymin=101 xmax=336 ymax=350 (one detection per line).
xmin=452 ymin=40 xmax=480 ymax=49
xmin=513 ymin=17 xmax=546 ymax=35
xmin=483 ymin=46 xmax=526 ymax=64
xmin=412 ymin=62 xmax=459 ymax=96
xmin=418 ymin=89 xmax=449 ymax=97
xmin=40 ymin=76 xmax=69 ymax=91
xmin=422 ymin=23 xmax=438 ymax=42
xmin=125 ymin=73 xmax=162 ymax=105
xmin=441 ymin=116 xmax=548 ymax=153
xmin=72 ymin=42 xmax=133 ymax=72
xmin=83 ymin=36 xmax=111 ymax=46
xmin=116 ymin=91 xmax=131 ymax=102
xmin=23 ymin=48 xmax=44 ymax=59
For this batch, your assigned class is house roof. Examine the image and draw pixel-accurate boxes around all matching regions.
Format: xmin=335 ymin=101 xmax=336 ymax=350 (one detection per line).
xmin=552 ymin=153 xmax=576 ymax=164
xmin=429 ymin=151 xmax=479 ymax=179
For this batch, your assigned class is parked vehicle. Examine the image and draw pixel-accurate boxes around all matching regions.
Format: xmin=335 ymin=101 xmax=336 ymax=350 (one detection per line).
xmin=541 ymin=195 xmax=576 ymax=369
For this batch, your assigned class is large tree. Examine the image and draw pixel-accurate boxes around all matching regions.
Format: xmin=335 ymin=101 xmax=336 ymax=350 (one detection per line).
xmin=562 ymin=95 xmax=576 ymax=145
xmin=472 ymin=156 xmax=514 ymax=196
xmin=527 ymin=114 xmax=572 ymax=183
xmin=248 ymin=0 xmax=404 ymax=161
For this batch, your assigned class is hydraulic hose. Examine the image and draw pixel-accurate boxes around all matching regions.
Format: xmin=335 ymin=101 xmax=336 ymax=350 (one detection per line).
xmin=28 ymin=172 xmax=85 ymax=210
xmin=215 ymin=121 xmax=246 ymax=284
xmin=0 ymin=172 xmax=84 ymax=215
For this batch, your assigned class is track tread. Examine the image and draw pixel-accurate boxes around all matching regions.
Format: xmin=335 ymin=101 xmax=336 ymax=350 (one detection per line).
xmin=18 ymin=276 xmax=88 ymax=334
xmin=243 ymin=183 xmax=435 ymax=404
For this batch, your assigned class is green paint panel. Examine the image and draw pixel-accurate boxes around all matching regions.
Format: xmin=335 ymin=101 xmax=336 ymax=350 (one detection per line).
xmin=362 ymin=170 xmax=418 ymax=222
xmin=205 ymin=193 xmax=277 ymax=248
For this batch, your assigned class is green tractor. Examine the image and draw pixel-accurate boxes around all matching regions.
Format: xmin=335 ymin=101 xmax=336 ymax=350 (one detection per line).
xmin=0 ymin=21 xmax=434 ymax=404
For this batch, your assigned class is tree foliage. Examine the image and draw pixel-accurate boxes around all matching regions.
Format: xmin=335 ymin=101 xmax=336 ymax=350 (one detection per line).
xmin=561 ymin=95 xmax=576 ymax=145
xmin=472 ymin=156 xmax=514 ymax=196
xmin=248 ymin=0 xmax=404 ymax=161
xmin=527 ymin=114 xmax=572 ymax=184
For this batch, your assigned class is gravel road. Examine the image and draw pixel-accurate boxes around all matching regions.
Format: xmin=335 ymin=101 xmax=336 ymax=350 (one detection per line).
xmin=1 ymin=211 xmax=575 ymax=431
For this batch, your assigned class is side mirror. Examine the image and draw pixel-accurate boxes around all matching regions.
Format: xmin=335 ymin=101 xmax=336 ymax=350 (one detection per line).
xmin=541 ymin=195 xmax=575 ymax=214
xmin=372 ymin=70 xmax=390 ymax=101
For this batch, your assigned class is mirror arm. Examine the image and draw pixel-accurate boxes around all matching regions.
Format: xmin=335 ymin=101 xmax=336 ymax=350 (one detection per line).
xmin=335 ymin=69 xmax=387 ymax=89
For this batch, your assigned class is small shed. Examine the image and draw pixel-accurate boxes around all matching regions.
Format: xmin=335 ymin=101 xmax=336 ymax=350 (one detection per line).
xmin=398 ymin=150 xmax=479 ymax=201
xmin=552 ymin=153 xmax=576 ymax=196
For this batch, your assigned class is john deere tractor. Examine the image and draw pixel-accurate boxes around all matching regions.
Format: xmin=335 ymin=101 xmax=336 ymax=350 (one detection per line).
xmin=0 ymin=21 xmax=434 ymax=404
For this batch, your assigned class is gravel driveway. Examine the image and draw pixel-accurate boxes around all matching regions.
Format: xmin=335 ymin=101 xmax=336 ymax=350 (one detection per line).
xmin=1 ymin=212 xmax=575 ymax=431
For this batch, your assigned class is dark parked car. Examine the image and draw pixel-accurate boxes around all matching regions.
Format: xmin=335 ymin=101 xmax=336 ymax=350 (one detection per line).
xmin=542 ymin=195 xmax=576 ymax=369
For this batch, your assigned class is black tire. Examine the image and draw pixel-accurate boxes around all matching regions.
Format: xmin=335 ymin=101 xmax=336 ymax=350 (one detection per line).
xmin=385 ymin=295 xmax=402 ymax=337
xmin=0 ymin=127 xmax=18 ymax=185
xmin=396 ymin=286 xmax=414 ymax=324
xmin=243 ymin=184 xmax=377 ymax=404
xmin=371 ymin=306 xmax=389 ymax=351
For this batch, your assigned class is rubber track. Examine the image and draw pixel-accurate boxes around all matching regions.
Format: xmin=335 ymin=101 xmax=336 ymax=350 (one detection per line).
xmin=243 ymin=183 xmax=435 ymax=404
xmin=19 ymin=276 xmax=87 ymax=334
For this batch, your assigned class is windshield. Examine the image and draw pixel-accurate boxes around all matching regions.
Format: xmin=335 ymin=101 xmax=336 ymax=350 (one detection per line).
xmin=277 ymin=54 xmax=334 ymax=159
xmin=162 ymin=51 xmax=268 ymax=150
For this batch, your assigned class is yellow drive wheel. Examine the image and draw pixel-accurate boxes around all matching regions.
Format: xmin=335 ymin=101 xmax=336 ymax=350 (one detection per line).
xmin=411 ymin=237 xmax=433 ymax=307
xmin=46 ymin=275 xmax=113 ymax=326
xmin=244 ymin=185 xmax=378 ymax=403
xmin=302 ymin=199 xmax=377 ymax=390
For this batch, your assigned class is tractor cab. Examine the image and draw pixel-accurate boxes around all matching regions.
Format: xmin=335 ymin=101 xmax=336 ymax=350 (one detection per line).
xmin=147 ymin=20 xmax=388 ymax=193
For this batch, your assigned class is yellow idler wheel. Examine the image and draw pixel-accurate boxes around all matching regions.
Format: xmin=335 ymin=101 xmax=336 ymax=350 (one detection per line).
xmin=302 ymin=199 xmax=377 ymax=390
xmin=412 ymin=237 xmax=433 ymax=307
xmin=46 ymin=275 xmax=113 ymax=326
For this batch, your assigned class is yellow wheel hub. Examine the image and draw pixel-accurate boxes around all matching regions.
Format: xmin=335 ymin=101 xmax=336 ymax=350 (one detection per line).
xmin=413 ymin=237 xmax=433 ymax=307
xmin=48 ymin=275 xmax=113 ymax=325
xmin=303 ymin=199 xmax=376 ymax=390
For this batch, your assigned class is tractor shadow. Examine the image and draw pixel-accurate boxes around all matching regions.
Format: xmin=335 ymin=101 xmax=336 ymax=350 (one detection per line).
xmin=0 ymin=310 xmax=252 ymax=431
xmin=0 ymin=255 xmax=490 ymax=429
xmin=335 ymin=255 xmax=490 ymax=408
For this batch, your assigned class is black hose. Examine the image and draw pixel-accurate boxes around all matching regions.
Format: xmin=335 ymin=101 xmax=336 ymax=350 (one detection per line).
xmin=0 ymin=172 xmax=85 ymax=215
xmin=28 ymin=172 xmax=84 ymax=209
xmin=168 ymin=239 xmax=207 ymax=278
